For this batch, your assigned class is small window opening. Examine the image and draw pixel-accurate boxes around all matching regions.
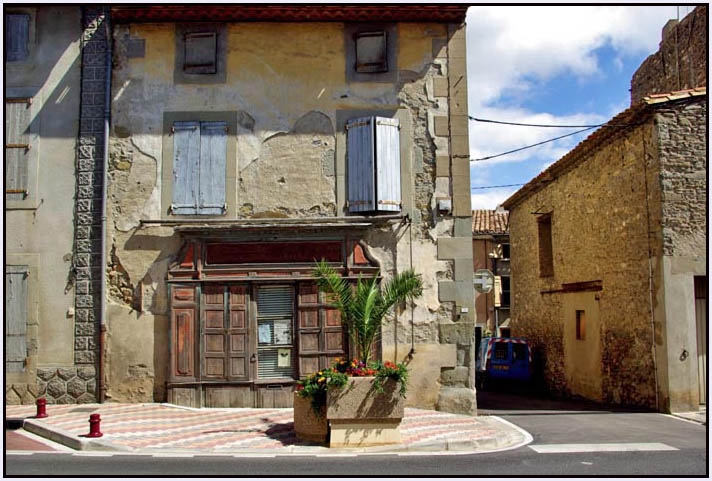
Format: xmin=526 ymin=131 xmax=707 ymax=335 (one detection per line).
xmin=576 ymin=310 xmax=586 ymax=340
xmin=355 ymin=31 xmax=387 ymax=73
xmin=5 ymin=14 xmax=30 ymax=62
xmin=537 ymin=213 xmax=553 ymax=277
xmin=184 ymin=32 xmax=217 ymax=74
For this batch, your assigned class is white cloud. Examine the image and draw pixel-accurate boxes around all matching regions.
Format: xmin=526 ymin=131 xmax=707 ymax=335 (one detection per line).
xmin=464 ymin=5 xmax=681 ymax=210
xmin=471 ymin=187 xmax=520 ymax=211
xmin=466 ymin=6 xmax=678 ymax=106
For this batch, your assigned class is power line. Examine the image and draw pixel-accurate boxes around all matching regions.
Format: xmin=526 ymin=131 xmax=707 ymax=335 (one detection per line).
xmin=471 ymin=183 xmax=525 ymax=190
xmin=471 ymin=126 xmax=596 ymax=162
xmin=469 ymin=116 xmax=606 ymax=128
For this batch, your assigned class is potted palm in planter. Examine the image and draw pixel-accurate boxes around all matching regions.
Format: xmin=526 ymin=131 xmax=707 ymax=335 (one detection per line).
xmin=294 ymin=260 xmax=422 ymax=447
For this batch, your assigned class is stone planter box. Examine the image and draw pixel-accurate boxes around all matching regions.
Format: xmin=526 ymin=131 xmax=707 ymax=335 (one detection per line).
xmin=293 ymin=393 xmax=328 ymax=444
xmin=326 ymin=376 xmax=404 ymax=448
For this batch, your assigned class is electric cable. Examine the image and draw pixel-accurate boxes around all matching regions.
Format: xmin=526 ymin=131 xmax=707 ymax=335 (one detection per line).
xmin=471 ymin=126 xmax=596 ymax=161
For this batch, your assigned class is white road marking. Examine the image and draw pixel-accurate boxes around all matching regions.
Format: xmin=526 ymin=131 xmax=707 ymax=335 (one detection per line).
xmin=529 ymin=443 xmax=678 ymax=453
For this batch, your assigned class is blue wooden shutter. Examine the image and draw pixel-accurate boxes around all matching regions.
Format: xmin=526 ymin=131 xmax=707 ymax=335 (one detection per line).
xmin=5 ymin=14 xmax=30 ymax=62
xmin=198 ymin=121 xmax=227 ymax=215
xmin=5 ymin=100 xmax=31 ymax=200
xmin=374 ymin=117 xmax=401 ymax=212
xmin=172 ymin=121 xmax=200 ymax=214
xmin=346 ymin=117 xmax=375 ymax=212
xmin=5 ymin=266 xmax=28 ymax=372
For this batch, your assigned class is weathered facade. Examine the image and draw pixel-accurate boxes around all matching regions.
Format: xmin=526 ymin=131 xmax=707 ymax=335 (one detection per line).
xmin=5 ymin=6 xmax=104 ymax=404
xmin=83 ymin=6 xmax=476 ymax=413
xmin=503 ymin=86 xmax=707 ymax=412
xmin=472 ymin=209 xmax=510 ymax=342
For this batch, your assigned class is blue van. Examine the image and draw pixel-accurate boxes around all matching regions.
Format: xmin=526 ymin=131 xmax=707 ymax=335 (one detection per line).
xmin=475 ymin=337 xmax=532 ymax=390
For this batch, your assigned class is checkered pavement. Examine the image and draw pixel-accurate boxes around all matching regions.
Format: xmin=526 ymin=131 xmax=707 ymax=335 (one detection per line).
xmin=6 ymin=403 xmax=506 ymax=453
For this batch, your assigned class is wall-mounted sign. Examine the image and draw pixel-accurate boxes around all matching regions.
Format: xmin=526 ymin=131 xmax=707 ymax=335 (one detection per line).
xmin=474 ymin=269 xmax=494 ymax=294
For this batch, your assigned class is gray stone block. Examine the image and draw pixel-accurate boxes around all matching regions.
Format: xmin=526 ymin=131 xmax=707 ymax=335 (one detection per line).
xmin=437 ymin=237 xmax=471 ymax=260
xmin=439 ymin=321 xmax=475 ymax=345
xmin=436 ymin=386 xmax=476 ymax=415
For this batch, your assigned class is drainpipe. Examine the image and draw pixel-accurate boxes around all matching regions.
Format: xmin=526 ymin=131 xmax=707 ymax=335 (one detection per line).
xmin=98 ymin=7 xmax=112 ymax=403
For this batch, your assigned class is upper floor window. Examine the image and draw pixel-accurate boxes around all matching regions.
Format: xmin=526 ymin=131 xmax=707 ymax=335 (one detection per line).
xmin=346 ymin=116 xmax=401 ymax=214
xmin=6 ymin=265 xmax=29 ymax=373
xmin=5 ymin=14 xmax=30 ymax=62
xmin=184 ymin=32 xmax=217 ymax=74
xmin=5 ymin=98 xmax=32 ymax=201
xmin=171 ymin=120 xmax=227 ymax=215
xmin=537 ymin=213 xmax=554 ymax=277
xmin=355 ymin=31 xmax=387 ymax=73
xmin=175 ymin=24 xmax=226 ymax=84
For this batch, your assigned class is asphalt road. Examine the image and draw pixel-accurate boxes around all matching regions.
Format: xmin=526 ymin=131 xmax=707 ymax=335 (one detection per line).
xmin=6 ymin=391 xmax=707 ymax=477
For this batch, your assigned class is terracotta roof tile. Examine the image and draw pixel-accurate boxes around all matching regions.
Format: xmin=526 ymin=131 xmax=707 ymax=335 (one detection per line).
xmin=472 ymin=210 xmax=509 ymax=235
xmin=112 ymin=5 xmax=469 ymax=23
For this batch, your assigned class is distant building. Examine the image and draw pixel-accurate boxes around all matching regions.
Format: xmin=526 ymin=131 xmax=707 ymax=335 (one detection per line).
xmin=472 ymin=209 xmax=510 ymax=345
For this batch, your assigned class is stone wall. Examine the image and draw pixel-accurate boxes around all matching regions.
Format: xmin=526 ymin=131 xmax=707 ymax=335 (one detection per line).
xmin=630 ymin=6 xmax=707 ymax=104
xmin=655 ymin=100 xmax=707 ymax=257
xmin=508 ymin=119 xmax=660 ymax=408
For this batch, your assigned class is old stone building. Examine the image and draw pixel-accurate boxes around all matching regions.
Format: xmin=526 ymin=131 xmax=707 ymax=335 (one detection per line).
xmin=5 ymin=6 xmax=477 ymax=414
xmin=106 ymin=5 xmax=476 ymax=412
xmin=503 ymin=7 xmax=706 ymax=414
xmin=503 ymin=85 xmax=706 ymax=411
xmin=472 ymin=209 xmax=510 ymax=343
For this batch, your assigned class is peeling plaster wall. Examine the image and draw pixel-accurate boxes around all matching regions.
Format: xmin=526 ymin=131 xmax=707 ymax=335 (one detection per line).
xmin=107 ymin=21 xmax=472 ymax=410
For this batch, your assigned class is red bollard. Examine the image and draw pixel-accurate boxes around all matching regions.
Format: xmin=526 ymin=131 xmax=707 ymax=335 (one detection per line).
xmin=87 ymin=413 xmax=103 ymax=438
xmin=35 ymin=398 xmax=48 ymax=418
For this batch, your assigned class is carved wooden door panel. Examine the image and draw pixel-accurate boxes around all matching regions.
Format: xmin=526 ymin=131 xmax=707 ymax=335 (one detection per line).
xmin=201 ymin=284 xmax=250 ymax=381
xmin=296 ymin=282 xmax=347 ymax=376
xmin=228 ymin=285 xmax=249 ymax=380
xmin=202 ymin=285 xmax=226 ymax=380
xmin=170 ymin=284 xmax=197 ymax=381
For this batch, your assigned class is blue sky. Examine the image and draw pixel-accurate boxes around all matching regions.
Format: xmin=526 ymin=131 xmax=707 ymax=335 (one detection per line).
xmin=465 ymin=5 xmax=697 ymax=210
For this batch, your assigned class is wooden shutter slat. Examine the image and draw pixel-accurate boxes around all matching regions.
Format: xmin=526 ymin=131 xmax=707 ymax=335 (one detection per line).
xmin=347 ymin=117 xmax=375 ymax=212
xmin=5 ymin=266 xmax=28 ymax=371
xmin=375 ymin=117 xmax=401 ymax=212
xmin=172 ymin=121 xmax=200 ymax=214
xmin=170 ymin=284 xmax=197 ymax=381
xmin=228 ymin=285 xmax=249 ymax=380
xmin=198 ymin=121 xmax=227 ymax=215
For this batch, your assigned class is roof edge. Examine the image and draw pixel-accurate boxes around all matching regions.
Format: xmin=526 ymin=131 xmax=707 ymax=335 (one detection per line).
xmin=502 ymin=87 xmax=707 ymax=210
xmin=111 ymin=6 xmax=469 ymax=23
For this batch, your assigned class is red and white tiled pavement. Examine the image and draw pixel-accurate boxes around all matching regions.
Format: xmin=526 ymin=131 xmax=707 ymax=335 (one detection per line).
xmin=6 ymin=403 xmax=515 ymax=453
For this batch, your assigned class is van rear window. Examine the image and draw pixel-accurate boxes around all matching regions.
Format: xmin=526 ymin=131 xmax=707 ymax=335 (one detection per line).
xmin=513 ymin=343 xmax=527 ymax=360
xmin=494 ymin=343 xmax=508 ymax=360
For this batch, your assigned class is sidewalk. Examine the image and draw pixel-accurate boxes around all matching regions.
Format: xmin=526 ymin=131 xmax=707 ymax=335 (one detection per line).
xmin=5 ymin=403 xmax=531 ymax=455
xmin=670 ymin=406 xmax=707 ymax=425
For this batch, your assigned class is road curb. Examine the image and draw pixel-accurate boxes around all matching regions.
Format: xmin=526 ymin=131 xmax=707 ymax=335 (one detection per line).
xmin=23 ymin=419 xmax=131 ymax=452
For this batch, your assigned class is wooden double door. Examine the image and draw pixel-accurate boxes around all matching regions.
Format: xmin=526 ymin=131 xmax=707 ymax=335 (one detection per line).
xmin=169 ymin=281 xmax=347 ymax=407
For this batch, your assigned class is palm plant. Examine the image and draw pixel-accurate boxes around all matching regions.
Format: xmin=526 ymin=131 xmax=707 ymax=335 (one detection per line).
xmin=313 ymin=259 xmax=423 ymax=364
